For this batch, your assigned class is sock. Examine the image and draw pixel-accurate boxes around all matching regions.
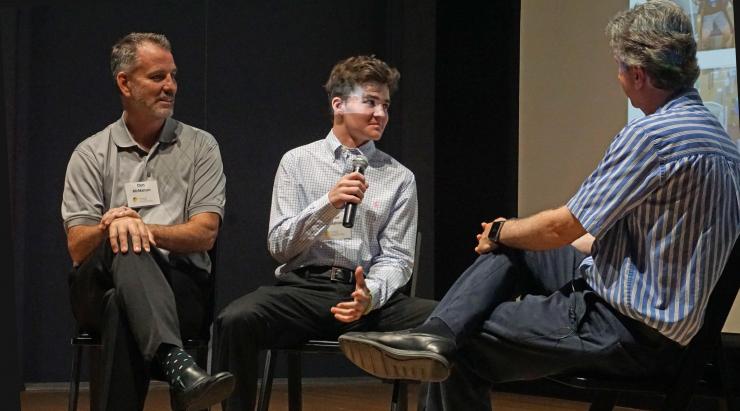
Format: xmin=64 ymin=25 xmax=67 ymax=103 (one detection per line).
xmin=157 ymin=344 xmax=197 ymax=386
xmin=411 ymin=317 xmax=455 ymax=340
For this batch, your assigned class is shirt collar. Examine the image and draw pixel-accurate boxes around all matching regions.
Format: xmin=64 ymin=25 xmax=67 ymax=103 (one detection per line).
xmin=112 ymin=113 xmax=178 ymax=149
xmin=324 ymin=130 xmax=377 ymax=160
xmin=657 ymin=87 xmax=703 ymax=113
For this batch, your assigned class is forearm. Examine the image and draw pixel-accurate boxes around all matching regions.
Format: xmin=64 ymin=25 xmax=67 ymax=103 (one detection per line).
xmin=149 ymin=222 xmax=217 ymax=253
xmin=500 ymin=206 xmax=586 ymax=251
xmin=268 ymin=195 xmax=339 ymax=262
xmin=67 ymin=224 xmax=106 ymax=265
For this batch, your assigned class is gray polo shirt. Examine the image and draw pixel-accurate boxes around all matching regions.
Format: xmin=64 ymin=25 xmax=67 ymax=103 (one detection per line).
xmin=61 ymin=115 xmax=226 ymax=272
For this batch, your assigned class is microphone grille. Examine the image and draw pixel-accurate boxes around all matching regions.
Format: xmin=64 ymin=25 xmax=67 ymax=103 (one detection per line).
xmin=352 ymin=155 xmax=369 ymax=169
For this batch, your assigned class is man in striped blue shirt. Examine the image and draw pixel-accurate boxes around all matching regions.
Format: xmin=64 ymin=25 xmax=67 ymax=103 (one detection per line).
xmin=339 ymin=1 xmax=740 ymax=410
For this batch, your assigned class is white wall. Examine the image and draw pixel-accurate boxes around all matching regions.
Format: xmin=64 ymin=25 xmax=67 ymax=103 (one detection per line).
xmin=519 ymin=0 xmax=627 ymax=217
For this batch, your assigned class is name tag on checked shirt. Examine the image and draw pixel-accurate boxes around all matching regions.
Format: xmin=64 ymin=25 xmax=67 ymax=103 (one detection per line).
xmin=324 ymin=213 xmax=352 ymax=240
xmin=125 ymin=180 xmax=161 ymax=208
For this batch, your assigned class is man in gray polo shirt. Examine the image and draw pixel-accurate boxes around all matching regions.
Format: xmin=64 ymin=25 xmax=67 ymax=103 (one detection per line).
xmin=62 ymin=32 xmax=233 ymax=411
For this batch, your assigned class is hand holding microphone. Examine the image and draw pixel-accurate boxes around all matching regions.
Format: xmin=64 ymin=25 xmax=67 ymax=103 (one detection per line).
xmin=328 ymin=155 xmax=369 ymax=228
xmin=343 ymin=156 xmax=369 ymax=228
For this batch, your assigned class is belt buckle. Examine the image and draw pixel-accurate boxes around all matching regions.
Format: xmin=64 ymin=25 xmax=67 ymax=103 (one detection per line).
xmin=329 ymin=267 xmax=346 ymax=282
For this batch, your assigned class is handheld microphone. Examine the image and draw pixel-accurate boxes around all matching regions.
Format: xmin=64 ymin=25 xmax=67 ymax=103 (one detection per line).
xmin=342 ymin=155 xmax=369 ymax=228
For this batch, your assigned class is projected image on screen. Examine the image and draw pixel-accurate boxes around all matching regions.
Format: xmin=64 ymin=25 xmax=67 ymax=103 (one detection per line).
xmin=629 ymin=0 xmax=739 ymax=150
xmin=694 ymin=0 xmax=735 ymax=50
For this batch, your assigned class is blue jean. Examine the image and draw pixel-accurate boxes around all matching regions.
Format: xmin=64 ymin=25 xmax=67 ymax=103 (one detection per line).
xmin=420 ymin=246 xmax=681 ymax=411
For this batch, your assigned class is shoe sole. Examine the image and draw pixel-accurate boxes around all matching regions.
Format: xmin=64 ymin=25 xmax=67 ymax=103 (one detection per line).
xmin=180 ymin=373 xmax=236 ymax=411
xmin=339 ymin=335 xmax=451 ymax=382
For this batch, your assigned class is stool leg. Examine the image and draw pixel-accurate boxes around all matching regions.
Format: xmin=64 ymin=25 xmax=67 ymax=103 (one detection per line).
xmin=718 ymin=344 xmax=739 ymax=411
xmin=257 ymin=350 xmax=277 ymax=411
xmin=193 ymin=345 xmax=210 ymax=411
xmin=390 ymin=381 xmax=408 ymax=411
xmin=68 ymin=345 xmax=83 ymax=411
xmin=88 ymin=346 xmax=102 ymax=411
xmin=589 ymin=391 xmax=617 ymax=411
xmin=194 ymin=345 xmax=209 ymax=372
xmin=288 ymin=352 xmax=302 ymax=411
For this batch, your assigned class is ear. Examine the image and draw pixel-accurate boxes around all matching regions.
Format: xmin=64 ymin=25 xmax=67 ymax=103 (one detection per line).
xmin=331 ymin=96 xmax=345 ymax=115
xmin=116 ymin=72 xmax=131 ymax=97
xmin=631 ymin=66 xmax=648 ymax=90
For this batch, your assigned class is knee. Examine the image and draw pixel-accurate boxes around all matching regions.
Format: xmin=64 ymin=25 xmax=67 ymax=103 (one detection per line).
xmin=109 ymin=239 xmax=164 ymax=280
xmin=110 ymin=234 xmax=163 ymax=260
xmin=215 ymin=298 xmax=264 ymax=336
xmin=216 ymin=304 xmax=241 ymax=332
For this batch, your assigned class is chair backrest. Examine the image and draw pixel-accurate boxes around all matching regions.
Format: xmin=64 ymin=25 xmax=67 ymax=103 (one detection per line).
xmin=397 ymin=231 xmax=421 ymax=298
xmin=666 ymin=240 xmax=740 ymax=385
xmin=688 ymin=240 xmax=739 ymax=347
xmin=699 ymin=241 xmax=739 ymax=338
xmin=195 ymin=242 xmax=219 ymax=342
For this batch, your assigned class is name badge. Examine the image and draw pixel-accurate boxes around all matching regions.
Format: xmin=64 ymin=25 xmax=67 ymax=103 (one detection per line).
xmin=323 ymin=213 xmax=352 ymax=240
xmin=125 ymin=180 xmax=161 ymax=208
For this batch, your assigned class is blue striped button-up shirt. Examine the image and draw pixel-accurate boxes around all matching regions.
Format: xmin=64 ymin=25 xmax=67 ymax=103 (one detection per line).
xmin=567 ymin=89 xmax=740 ymax=345
xmin=268 ymin=131 xmax=418 ymax=311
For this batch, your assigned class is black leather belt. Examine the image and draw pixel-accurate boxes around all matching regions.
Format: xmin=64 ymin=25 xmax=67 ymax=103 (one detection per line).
xmin=294 ymin=265 xmax=355 ymax=284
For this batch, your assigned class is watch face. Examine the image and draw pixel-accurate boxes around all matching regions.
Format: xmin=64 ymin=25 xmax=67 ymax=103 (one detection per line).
xmin=488 ymin=221 xmax=503 ymax=242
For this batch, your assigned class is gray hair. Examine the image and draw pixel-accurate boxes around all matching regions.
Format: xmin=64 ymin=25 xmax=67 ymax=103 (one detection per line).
xmin=110 ymin=32 xmax=171 ymax=80
xmin=606 ymin=0 xmax=699 ymax=91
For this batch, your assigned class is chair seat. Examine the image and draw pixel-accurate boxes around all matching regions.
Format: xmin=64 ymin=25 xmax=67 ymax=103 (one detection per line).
xmin=548 ymin=360 xmax=727 ymax=399
xmin=547 ymin=373 xmax=670 ymax=393
xmin=70 ymin=333 xmax=101 ymax=346
xmin=283 ymin=339 xmax=340 ymax=353
xmin=70 ymin=332 xmax=208 ymax=348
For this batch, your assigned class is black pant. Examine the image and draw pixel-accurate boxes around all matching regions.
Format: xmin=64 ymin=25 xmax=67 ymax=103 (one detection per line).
xmin=68 ymin=240 xmax=210 ymax=411
xmin=419 ymin=246 xmax=683 ymax=411
xmin=214 ymin=272 xmax=437 ymax=411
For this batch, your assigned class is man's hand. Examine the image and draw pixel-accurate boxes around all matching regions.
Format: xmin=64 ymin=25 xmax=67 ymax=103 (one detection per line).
xmin=474 ymin=217 xmax=505 ymax=255
xmin=99 ymin=206 xmax=139 ymax=229
xmin=571 ymin=233 xmax=595 ymax=255
xmin=328 ymin=172 xmax=368 ymax=209
xmin=107 ymin=213 xmax=156 ymax=254
xmin=331 ymin=266 xmax=372 ymax=323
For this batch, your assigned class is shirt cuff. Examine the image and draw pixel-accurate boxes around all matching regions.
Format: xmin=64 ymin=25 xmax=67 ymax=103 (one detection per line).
xmin=363 ymin=282 xmax=380 ymax=313
xmin=315 ymin=194 xmax=341 ymax=225
xmin=64 ymin=216 xmax=101 ymax=230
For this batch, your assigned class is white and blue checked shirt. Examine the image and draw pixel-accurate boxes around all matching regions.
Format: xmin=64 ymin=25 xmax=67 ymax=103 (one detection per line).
xmin=268 ymin=131 xmax=418 ymax=311
xmin=568 ymin=89 xmax=740 ymax=346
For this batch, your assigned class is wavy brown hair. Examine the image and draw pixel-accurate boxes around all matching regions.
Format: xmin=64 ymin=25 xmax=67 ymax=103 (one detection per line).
xmin=324 ymin=55 xmax=400 ymax=104
xmin=606 ymin=0 xmax=699 ymax=91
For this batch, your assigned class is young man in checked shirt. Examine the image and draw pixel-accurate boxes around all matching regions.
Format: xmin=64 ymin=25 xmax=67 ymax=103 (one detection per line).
xmin=213 ymin=55 xmax=437 ymax=411
xmin=339 ymin=2 xmax=740 ymax=410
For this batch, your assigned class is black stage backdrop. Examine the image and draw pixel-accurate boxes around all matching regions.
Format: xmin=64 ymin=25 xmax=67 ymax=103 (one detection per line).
xmin=0 ymin=8 xmax=21 ymax=410
xmin=1 ymin=1 xmax=519 ymax=385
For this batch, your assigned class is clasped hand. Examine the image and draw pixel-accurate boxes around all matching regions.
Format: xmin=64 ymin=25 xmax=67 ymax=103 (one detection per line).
xmin=99 ymin=206 xmax=156 ymax=254
xmin=330 ymin=266 xmax=371 ymax=323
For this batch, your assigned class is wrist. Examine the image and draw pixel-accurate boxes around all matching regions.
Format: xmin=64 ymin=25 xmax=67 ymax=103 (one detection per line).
xmin=362 ymin=292 xmax=373 ymax=315
xmin=488 ymin=219 xmax=506 ymax=244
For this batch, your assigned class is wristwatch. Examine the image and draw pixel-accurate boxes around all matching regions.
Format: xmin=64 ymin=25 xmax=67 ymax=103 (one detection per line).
xmin=488 ymin=220 xmax=505 ymax=244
